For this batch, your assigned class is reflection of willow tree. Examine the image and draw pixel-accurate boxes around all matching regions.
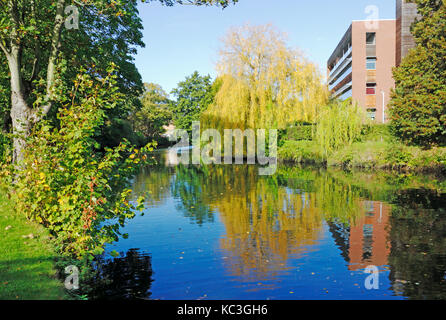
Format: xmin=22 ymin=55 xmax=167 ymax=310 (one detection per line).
xmin=170 ymin=164 xmax=258 ymax=225
xmin=388 ymin=189 xmax=446 ymax=300
xmin=215 ymin=174 xmax=323 ymax=280
xmin=89 ymin=249 xmax=154 ymax=300
xmin=171 ymin=164 xmax=365 ymax=281
xmin=275 ymin=166 xmax=363 ymax=225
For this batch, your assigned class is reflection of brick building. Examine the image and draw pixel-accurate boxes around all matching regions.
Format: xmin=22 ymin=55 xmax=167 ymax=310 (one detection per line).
xmin=329 ymin=201 xmax=391 ymax=271
xmin=348 ymin=201 xmax=391 ymax=270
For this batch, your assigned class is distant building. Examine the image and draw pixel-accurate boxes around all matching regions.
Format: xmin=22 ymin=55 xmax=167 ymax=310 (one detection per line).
xmin=327 ymin=0 xmax=419 ymax=123
xmin=161 ymin=123 xmax=176 ymax=140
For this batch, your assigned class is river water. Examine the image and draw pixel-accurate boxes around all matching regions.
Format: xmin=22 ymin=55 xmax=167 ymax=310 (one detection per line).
xmin=98 ymin=150 xmax=446 ymax=300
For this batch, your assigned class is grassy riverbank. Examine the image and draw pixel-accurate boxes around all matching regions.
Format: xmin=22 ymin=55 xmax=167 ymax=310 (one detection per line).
xmin=279 ymin=125 xmax=446 ymax=173
xmin=0 ymin=190 xmax=66 ymax=300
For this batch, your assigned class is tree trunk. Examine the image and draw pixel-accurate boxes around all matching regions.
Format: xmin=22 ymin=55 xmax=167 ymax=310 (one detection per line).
xmin=7 ymin=49 xmax=32 ymax=164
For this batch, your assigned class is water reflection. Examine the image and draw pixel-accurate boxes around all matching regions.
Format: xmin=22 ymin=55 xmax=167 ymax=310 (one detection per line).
xmin=121 ymin=151 xmax=445 ymax=299
xmin=90 ymin=249 xmax=153 ymax=300
xmin=388 ymin=188 xmax=446 ymax=299
xmin=328 ymin=201 xmax=391 ymax=271
xmin=171 ymin=165 xmax=216 ymax=225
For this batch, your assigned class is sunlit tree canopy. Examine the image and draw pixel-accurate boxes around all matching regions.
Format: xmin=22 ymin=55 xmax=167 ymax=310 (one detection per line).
xmin=202 ymin=24 xmax=329 ymax=130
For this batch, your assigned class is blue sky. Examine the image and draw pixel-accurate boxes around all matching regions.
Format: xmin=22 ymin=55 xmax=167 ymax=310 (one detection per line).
xmin=134 ymin=0 xmax=396 ymax=95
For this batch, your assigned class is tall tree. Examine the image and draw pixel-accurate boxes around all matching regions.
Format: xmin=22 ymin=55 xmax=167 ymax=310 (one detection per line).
xmin=130 ymin=82 xmax=172 ymax=139
xmin=170 ymin=71 xmax=215 ymax=132
xmin=389 ymin=0 xmax=446 ymax=146
xmin=202 ymin=24 xmax=328 ymax=131
xmin=0 ymin=0 xmax=238 ymax=163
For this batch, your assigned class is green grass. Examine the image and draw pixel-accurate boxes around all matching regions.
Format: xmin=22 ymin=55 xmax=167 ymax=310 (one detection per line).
xmin=0 ymin=190 xmax=66 ymax=300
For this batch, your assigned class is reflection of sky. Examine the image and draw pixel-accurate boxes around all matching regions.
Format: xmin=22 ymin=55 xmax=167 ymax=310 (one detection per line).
xmin=106 ymin=189 xmax=401 ymax=300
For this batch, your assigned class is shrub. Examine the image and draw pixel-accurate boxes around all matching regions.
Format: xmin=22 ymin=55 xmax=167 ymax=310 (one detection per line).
xmin=0 ymin=132 xmax=10 ymax=162
xmin=278 ymin=140 xmax=324 ymax=164
xmin=286 ymin=123 xmax=314 ymax=141
xmin=385 ymin=143 xmax=413 ymax=167
xmin=3 ymin=68 xmax=153 ymax=259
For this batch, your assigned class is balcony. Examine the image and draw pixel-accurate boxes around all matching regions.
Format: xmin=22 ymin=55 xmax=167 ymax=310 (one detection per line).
xmin=338 ymin=88 xmax=353 ymax=101
xmin=329 ymin=46 xmax=352 ymax=79
xmin=333 ymin=81 xmax=353 ymax=99
xmin=329 ymin=66 xmax=352 ymax=91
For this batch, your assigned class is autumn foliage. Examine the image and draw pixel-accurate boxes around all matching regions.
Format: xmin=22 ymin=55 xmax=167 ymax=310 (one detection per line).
xmin=202 ymin=24 xmax=329 ymax=131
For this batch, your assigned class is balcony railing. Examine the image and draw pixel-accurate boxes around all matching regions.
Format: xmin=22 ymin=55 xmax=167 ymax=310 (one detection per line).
xmin=338 ymin=88 xmax=353 ymax=101
xmin=329 ymin=66 xmax=352 ymax=91
xmin=333 ymin=81 xmax=352 ymax=99
xmin=329 ymin=46 xmax=352 ymax=78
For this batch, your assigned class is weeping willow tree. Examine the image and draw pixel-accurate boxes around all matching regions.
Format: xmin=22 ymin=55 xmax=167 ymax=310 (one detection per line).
xmin=315 ymin=99 xmax=366 ymax=157
xmin=202 ymin=24 xmax=329 ymax=131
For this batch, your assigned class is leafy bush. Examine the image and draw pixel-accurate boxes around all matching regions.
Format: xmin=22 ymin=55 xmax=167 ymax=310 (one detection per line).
xmin=2 ymin=68 xmax=153 ymax=259
xmin=0 ymin=132 xmax=10 ymax=162
xmin=385 ymin=143 xmax=413 ymax=167
xmin=286 ymin=123 xmax=314 ymax=141
xmin=278 ymin=140 xmax=324 ymax=164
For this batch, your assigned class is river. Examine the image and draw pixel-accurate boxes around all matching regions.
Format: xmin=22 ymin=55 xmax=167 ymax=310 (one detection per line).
xmin=94 ymin=150 xmax=446 ymax=300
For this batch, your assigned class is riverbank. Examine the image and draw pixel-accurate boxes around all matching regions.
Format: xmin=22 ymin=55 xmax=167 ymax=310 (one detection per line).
xmin=0 ymin=189 xmax=67 ymax=300
xmin=278 ymin=127 xmax=446 ymax=174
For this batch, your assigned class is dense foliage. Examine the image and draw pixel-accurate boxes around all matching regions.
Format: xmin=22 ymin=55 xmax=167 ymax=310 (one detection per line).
xmin=130 ymin=83 xmax=172 ymax=140
xmin=170 ymin=71 xmax=216 ymax=132
xmin=202 ymin=24 xmax=328 ymax=131
xmin=389 ymin=0 xmax=446 ymax=147
xmin=315 ymin=100 xmax=366 ymax=157
xmin=1 ymin=69 xmax=152 ymax=258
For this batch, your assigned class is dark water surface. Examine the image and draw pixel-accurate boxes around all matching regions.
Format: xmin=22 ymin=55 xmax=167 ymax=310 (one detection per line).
xmin=101 ymin=151 xmax=446 ymax=300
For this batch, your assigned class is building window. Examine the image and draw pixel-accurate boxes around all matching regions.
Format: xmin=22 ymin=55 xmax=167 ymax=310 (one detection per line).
xmin=366 ymin=84 xmax=376 ymax=95
xmin=366 ymin=58 xmax=376 ymax=70
xmin=366 ymin=32 xmax=376 ymax=45
xmin=367 ymin=108 xmax=377 ymax=121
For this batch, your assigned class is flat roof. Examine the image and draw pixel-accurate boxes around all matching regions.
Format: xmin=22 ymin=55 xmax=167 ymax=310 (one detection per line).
xmin=327 ymin=19 xmax=397 ymax=67
xmin=327 ymin=24 xmax=352 ymax=68
xmin=351 ymin=19 xmax=396 ymax=22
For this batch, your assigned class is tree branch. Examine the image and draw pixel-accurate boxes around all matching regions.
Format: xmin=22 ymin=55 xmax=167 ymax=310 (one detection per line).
xmin=0 ymin=38 xmax=9 ymax=56
xmin=32 ymin=0 xmax=66 ymax=122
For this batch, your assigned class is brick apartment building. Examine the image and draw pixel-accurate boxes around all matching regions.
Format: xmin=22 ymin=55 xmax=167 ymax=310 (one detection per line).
xmin=327 ymin=0 xmax=419 ymax=123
